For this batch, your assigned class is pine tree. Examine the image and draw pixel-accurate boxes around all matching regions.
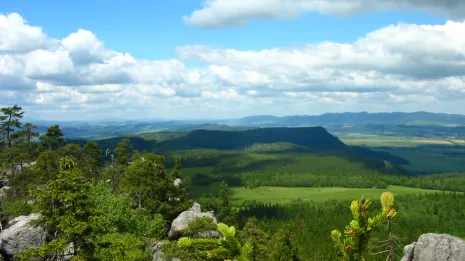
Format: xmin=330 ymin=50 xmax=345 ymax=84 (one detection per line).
xmin=0 ymin=104 xmax=24 ymax=148
xmin=39 ymin=125 xmax=66 ymax=150
xmin=21 ymin=122 xmax=39 ymax=143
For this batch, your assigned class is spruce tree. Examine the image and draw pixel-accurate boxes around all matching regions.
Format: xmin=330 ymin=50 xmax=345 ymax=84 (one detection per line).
xmin=17 ymin=156 xmax=102 ymax=260
xmin=270 ymin=223 xmax=301 ymax=261
xmin=240 ymin=217 xmax=270 ymax=261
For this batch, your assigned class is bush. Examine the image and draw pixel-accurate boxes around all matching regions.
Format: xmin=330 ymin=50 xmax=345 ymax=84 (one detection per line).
xmin=376 ymin=181 xmax=388 ymax=189
xmin=183 ymin=216 xmax=217 ymax=236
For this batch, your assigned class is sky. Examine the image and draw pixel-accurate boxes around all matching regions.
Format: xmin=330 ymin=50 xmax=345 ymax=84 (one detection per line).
xmin=1 ymin=0 xmax=465 ymax=121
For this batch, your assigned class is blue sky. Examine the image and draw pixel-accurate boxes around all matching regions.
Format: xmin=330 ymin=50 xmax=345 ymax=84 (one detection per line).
xmin=0 ymin=0 xmax=464 ymax=120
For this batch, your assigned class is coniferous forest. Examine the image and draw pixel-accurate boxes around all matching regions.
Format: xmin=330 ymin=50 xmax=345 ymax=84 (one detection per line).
xmin=1 ymin=105 xmax=465 ymax=261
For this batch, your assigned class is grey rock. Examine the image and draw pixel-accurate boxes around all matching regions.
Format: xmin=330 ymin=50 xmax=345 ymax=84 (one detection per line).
xmin=168 ymin=203 xmax=217 ymax=240
xmin=400 ymin=242 xmax=416 ymax=261
xmin=0 ymin=186 xmax=10 ymax=202
xmin=194 ymin=230 xmax=222 ymax=239
xmin=174 ymin=178 xmax=182 ymax=186
xmin=0 ymin=213 xmax=46 ymax=256
xmin=400 ymin=233 xmax=465 ymax=261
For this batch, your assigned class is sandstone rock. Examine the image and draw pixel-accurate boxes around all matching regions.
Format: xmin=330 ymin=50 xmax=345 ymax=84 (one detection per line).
xmin=401 ymin=233 xmax=465 ymax=261
xmin=168 ymin=203 xmax=218 ymax=240
xmin=0 ymin=213 xmax=46 ymax=256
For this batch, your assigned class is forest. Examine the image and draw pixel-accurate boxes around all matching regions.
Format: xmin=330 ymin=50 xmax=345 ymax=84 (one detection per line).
xmin=1 ymin=104 xmax=465 ymax=261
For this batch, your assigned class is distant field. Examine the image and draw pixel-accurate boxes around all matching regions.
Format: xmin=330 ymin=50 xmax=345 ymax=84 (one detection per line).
xmin=340 ymin=134 xmax=463 ymax=147
xmin=229 ymin=185 xmax=454 ymax=205
xmin=132 ymin=131 xmax=186 ymax=142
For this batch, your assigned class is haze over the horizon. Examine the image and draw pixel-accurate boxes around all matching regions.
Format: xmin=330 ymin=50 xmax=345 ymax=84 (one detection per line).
xmin=1 ymin=0 xmax=465 ymax=121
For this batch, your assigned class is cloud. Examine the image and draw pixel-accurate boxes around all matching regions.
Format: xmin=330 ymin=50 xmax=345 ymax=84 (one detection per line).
xmin=184 ymin=0 xmax=465 ymax=28
xmin=0 ymin=13 xmax=55 ymax=52
xmin=1 ymin=12 xmax=465 ymax=119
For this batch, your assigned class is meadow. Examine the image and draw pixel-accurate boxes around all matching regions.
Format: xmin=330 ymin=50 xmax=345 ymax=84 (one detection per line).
xmin=228 ymin=185 xmax=453 ymax=205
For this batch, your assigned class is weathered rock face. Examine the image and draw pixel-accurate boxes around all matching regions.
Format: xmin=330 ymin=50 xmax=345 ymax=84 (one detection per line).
xmin=168 ymin=203 xmax=218 ymax=240
xmin=0 ymin=213 xmax=46 ymax=257
xmin=401 ymin=233 xmax=465 ymax=261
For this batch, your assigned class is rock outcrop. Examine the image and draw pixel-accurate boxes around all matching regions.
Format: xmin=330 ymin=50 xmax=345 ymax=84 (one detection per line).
xmin=401 ymin=233 xmax=465 ymax=261
xmin=0 ymin=213 xmax=46 ymax=257
xmin=168 ymin=202 xmax=219 ymax=240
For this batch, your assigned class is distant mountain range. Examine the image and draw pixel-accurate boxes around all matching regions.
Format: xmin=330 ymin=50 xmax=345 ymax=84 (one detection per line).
xmin=223 ymin=112 xmax=465 ymax=126
xmin=34 ymin=111 xmax=465 ymax=139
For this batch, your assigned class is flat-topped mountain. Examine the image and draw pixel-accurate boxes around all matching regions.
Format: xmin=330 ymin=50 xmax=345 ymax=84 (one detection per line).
xmin=154 ymin=127 xmax=346 ymax=152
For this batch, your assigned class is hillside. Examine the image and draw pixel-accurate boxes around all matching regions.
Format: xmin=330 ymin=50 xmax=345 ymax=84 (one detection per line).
xmin=155 ymin=127 xmax=408 ymax=168
xmin=154 ymin=127 xmax=347 ymax=152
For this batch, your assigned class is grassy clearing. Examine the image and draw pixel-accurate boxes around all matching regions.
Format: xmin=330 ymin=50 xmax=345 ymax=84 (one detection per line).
xmin=132 ymin=131 xmax=186 ymax=142
xmin=229 ymin=185 xmax=451 ymax=205
xmin=339 ymin=133 xmax=465 ymax=148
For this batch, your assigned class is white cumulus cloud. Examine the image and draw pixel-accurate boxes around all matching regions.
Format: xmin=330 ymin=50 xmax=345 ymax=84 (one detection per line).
xmin=0 ymin=12 xmax=465 ymax=119
xmin=184 ymin=0 xmax=465 ymax=28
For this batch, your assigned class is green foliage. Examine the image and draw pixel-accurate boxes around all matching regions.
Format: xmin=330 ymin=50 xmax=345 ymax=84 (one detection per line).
xmin=83 ymin=141 xmax=103 ymax=182
xmin=94 ymin=233 xmax=151 ymax=261
xmin=18 ymin=156 xmax=102 ymax=260
xmin=165 ymin=223 xmax=251 ymax=261
xmin=218 ymin=181 xmax=235 ymax=225
xmin=92 ymin=183 xmax=166 ymax=239
xmin=0 ymin=104 xmax=24 ymax=148
xmin=40 ymin=124 xmax=66 ymax=150
xmin=237 ymin=192 xmax=465 ymax=260
xmin=184 ymin=216 xmax=217 ymax=235
xmin=330 ymin=192 xmax=397 ymax=261
xmin=239 ymin=217 xmax=269 ymax=261
xmin=121 ymin=152 xmax=190 ymax=221
xmin=114 ymin=138 xmax=132 ymax=166
xmin=269 ymin=223 xmax=301 ymax=261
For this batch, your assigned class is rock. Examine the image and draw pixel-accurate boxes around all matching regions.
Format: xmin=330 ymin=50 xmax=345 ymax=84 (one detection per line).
xmin=0 ymin=213 xmax=46 ymax=256
xmin=0 ymin=186 xmax=10 ymax=202
xmin=400 ymin=242 xmax=416 ymax=261
xmin=194 ymin=230 xmax=222 ymax=239
xmin=400 ymin=233 xmax=465 ymax=261
xmin=174 ymin=178 xmax=182 ymax=186
xmin=168 ymin=203 xmax=218 ymax=240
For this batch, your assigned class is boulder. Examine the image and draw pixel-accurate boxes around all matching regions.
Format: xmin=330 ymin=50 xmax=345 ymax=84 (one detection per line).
xmin=0 ymin=213 xmax=46 ymax=256
xmin=168 ymin=203 xmax=218 ymax=240
xmin=174 ymin=178 xmax=182 ymax=186
xmin=401 ymin=233 xmax=465 ymax=261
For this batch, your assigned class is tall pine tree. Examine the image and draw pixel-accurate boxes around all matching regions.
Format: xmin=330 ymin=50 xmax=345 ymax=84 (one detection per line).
xmin=0 ymin=104 xmax=24 ymax=148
